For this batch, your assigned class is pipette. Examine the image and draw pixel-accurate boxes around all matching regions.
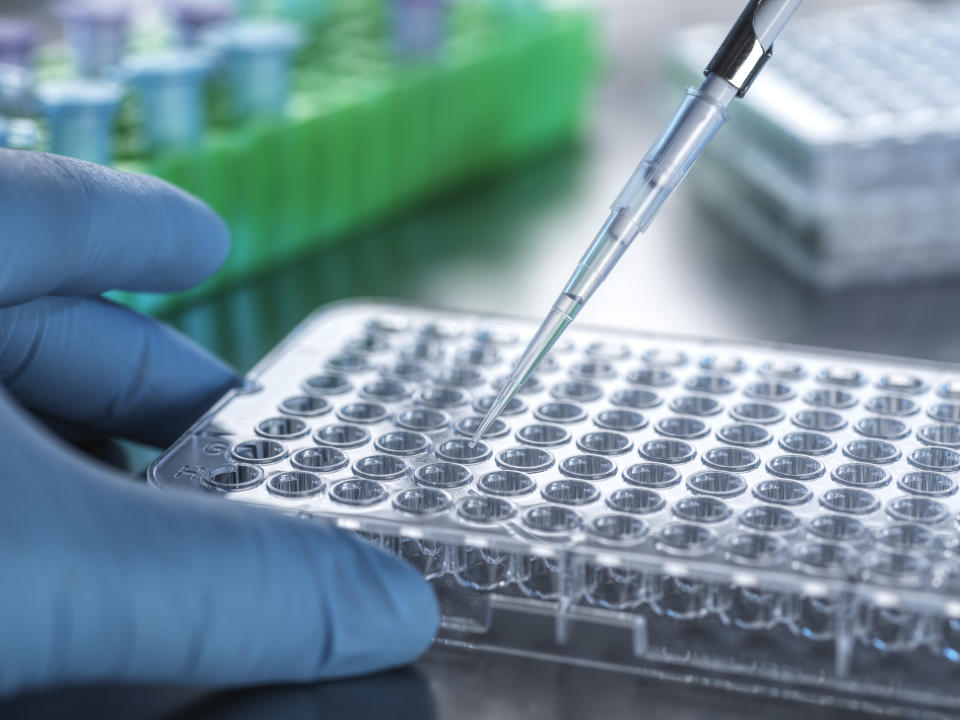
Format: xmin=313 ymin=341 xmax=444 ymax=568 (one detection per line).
xmin=473 ymin=0 xmax=803 ymax=443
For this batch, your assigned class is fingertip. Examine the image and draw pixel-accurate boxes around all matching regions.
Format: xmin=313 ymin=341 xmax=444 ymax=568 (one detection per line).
xmin=154 ymin=177 xmax=231 ymax=289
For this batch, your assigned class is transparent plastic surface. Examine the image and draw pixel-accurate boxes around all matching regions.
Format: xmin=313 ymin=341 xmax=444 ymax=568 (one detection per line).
xmin=152 ymin=301 xmax=960 ymax=715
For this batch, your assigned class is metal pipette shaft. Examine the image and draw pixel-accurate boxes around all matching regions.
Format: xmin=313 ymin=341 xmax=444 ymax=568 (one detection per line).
xmin=473 ymin=0 xmax=802 ymax=442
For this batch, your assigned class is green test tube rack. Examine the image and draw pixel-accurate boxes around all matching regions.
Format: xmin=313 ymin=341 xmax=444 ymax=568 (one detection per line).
xmin=105 ymin=2 xmax=597 ymax=316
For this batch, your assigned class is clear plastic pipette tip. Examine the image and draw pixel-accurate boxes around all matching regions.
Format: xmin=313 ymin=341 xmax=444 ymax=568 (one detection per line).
xmin=471 ymin=296 xmax=579 ymax=443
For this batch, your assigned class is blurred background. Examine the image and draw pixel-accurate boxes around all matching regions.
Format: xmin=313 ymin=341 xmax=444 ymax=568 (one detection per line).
xmin=3 ymin=1 xmax=960 ymax=717
xmin=2 ymin=0 xmax=958 ymax=388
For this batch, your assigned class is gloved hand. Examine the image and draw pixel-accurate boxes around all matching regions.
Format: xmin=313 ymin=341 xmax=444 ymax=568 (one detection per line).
xmin=0 ymin=149 xmax=437 ymax=698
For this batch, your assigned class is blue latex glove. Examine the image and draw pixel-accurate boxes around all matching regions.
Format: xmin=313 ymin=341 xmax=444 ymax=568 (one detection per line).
xmin=0 ymin=150 xmax=437 ymax=697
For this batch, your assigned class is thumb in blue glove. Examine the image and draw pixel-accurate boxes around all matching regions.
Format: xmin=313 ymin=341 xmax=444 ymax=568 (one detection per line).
xmin=0 ymin=149 xmax=438 ymax=697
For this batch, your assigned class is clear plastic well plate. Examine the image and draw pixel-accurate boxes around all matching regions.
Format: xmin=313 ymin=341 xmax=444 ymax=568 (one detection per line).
xmin=151 ymin=300 xmax=960 ymax=716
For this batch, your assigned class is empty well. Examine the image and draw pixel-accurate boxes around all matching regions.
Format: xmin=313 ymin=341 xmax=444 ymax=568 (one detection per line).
xmin=843 ymin=439 xmax=901 ymax=464
xmin=767 ymin=454 xmax=825 ymax=480
xmin=623 ymin=463 xmax=680 ymax=489
xmin=231 ymin=439 xmax=287 ymax=463
xmin=779 ymin=431 xmax=837 ymax=456
xmin=739 ymin=505 xmax=801 ymax=532
xmin=330 ymin=478 xmax=388 ymax=506
xmin=792 ymin=409 xmax=846 ymax=432
xmin=360 ymin=380 xmax=412 ymax=402
xmin=725 ymin=532 xmax=786 ymax=566
xmin=808 ymin=514 xmax=870 ymax=543
xmin=577 ymin=431 xmax=633 ymax=456
xmin=396 ymin=408 xmax=451 ymax=433
xmin=374 ymin=430 xmax=432 ymax=456
xmin=434 ymin=366 xmax=484 ymax=388
xmin=496 ymin=446 xmax=555 ymax=473
xmin=657 ymin=522 xmax=716 ymax=555
xmin=291 ymin=446 xmax=349 ymax=473
xmin=684 ymin=374 xmax=735 ymax=394
xmin=609 ymin=388 xmax=662 ymax=409
xmin=474 ymin=394 xmax=527 ymax=416
xmin=831 ymin=463 xmax=891 ymax=489
xmin=454 ymin=416 xmax=509 ymax=439
xmin=203 ymin=464 xmax=263 ymax=491
xmin=686 ymin=470 xmax=747 ymax=498
xmin=314 ymin=424 xmax=371 ymax=449
xmin=352 ymin=454 xmax=409 ymax=481
xmin=909 ymin=446 xmax=960 ymax=472
xmin=918 ymin=424 xmax=960 ymax=448
xmin=381 ymin=361 xmax=428 ymax=382
xmin=753 ymin=479 xmax=813 ymax=506
xmin=594 ymin=409 xmax=648 ymax=432
xmin=805 ymin=388 xmax=857 ymax=409
xmin=886 ymin=496 xmax=950 ymax=525
xmin=516 ymin=423 xmax=571 ymax=447
xmin=550 ymin=381 xmax=603 ymax=403
xmin=456 ymin=495 xmax=516 ymax=524
xmin=541 ymin=479 xmax=600 ymax=506
xmin=877 ymin=524 xmax=936 ymax=552
xmin=655 ymin=416 xmax=709 ymax=440
xmin=523 ymin=505 xmax=583 ymax=534
xmin=589 ymin=514 xmax=649 ymax=542
xmin=643 ymin=348 xmax=688 ymax=367
xmin=417 ymin=387 xmax=468 ymax=409
xmin=478 ymin=470 xmax=535 ymax=496
xmin=606 ymin=487 xmax=665 ymax=515
xmin=303 ymin=373 xmax=352 ymax=395
xmin=586 ymin=341 xmax=630 ymax=360
xmin=325 ymin=353 xmax=369 ymax=374
xmin=414 ymin=462 xmax=472 ymax=489
xmin=569 ymin=360 xmax=616 ymax=380
xmin=744 ymin=381 xmax=795 ymax=402
xmin=898 ymin=471 xmax=957 ymax=497
xmin=819 ymin=488 xmax=881 ymax=516
xmin=673 ymin=496 xmax=732 ymax=523
xmin=393 ymin=487 xmax=451 ymax=515
xmin=626 ymin=368 xmax=675 ymax=388
xmin=337 ymin=402 xmax=390 ymax=424
xmin=855 ymin=417 xmax=909 ymax=440
xmin=534 ymin=401 xmax=587 ymax=423
xmin=716 ymin=423 xmax=772 ymax=447
xmin=730 ymin=402 xmax=784 ymax=424
xmin=437 ymin=439 xmax=492 ymax=464
xmin=279 ymin=395 xmax=331 ymax=416
xmin=866 ymin=395 xmax=920 ymax=416
xmin=267 ymin=470 xmax=324 ymax=498
xmin=559 ymin=454 xmax=617 ymax=480
xmin=669 ymin=395 xmax=722 ymax=416
xmin=701 ymin=446 xmax=760 ymax=472
xmin=640 ymin=439 xmax=696 ymax=464
xmin=255 ymin=416 xmax=309 ymax=439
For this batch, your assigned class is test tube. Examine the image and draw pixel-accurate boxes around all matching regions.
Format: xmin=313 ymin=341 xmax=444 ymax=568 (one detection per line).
xmin=390 ymin=0 xmax=448 ymax=60
xmin=211 ymin=19 xmax=303 ymax=120
xmin=60 ymin=2 xmax=131 ymax=78
xmin=167 ymin=0 xmax=234 ymax=47
xmin=36 ymin=79 xmax=123 ymax=165
xmin=123 ymin=49 xmax=213 ymax=151
xmin=0 ymin=18 xmax=37 ymax=68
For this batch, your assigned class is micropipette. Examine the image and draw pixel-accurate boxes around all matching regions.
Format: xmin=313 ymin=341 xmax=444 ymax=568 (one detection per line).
xmin=473 ymin=0 xmax=803 ymax=443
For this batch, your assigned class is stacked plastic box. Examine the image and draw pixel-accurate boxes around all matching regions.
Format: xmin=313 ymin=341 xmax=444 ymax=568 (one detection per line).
xmin=665 ymin=3 xmax=960 ymax=290
xmin=155 ymin=300 xmax=960 ymax=716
